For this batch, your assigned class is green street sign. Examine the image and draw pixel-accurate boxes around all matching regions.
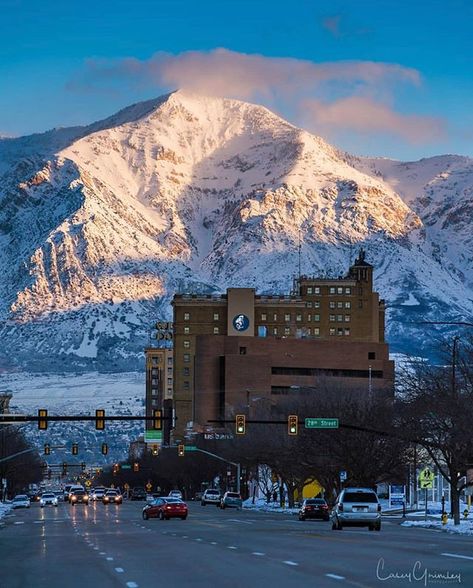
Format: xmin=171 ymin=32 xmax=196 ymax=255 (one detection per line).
xmin=144 ymin=430 xmax=163 ymax=442
xmin=305 ymin=418 xmax=339 ymax=429
xmin=121 ymin=464 xmax=131 ymax=470
xmin=185 ymin=446 xmax=198 ymax=451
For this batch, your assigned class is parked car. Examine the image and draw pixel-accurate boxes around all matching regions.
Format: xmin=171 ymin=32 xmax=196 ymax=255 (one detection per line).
xmin=130 ymin=487 xmax=146 ymax=501
xmin=201 ymin=489 xmax=221 ymax=506
xmin=330 ymin=488 xmax=381 ymax=531
xmin=70 ymin=489 xmax=89 ymax=505
xmin=168 ymin=490 xmax=183 ymax=500
xmin=220 ymin=492 xmax=242 ymax=510
xmin=11 ymin=495 xmax=30 ymax=509
xmin=298 ymin=498 xmax=329 ymax=521
xmin=103 ymin=490 xmax=122 ymax=505
xmin=142 ymin=497 xmax=188 ymax=520
xmin=40 ymin=492 xmax=58 ymax=508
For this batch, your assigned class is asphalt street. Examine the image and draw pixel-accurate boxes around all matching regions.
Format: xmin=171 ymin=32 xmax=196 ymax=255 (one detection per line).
xmin=1 ymin=501 xmax=472 ymax=588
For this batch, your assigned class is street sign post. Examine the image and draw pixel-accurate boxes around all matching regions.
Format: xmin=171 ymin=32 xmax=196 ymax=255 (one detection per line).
xmin=305 ymin=418 xmax=339 ymax=429
xmin=339 ymin=470 xmax=347 ymax=482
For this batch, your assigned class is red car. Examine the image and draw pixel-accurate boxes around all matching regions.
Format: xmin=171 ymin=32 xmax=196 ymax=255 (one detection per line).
xmin=142 ymin=497 xmax=188 ymax=520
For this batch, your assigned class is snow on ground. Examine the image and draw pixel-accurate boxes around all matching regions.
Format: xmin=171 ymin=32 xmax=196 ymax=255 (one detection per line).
xmin=0 ymin=502 xmax=12 ymax=521
xmin=402 ymin=519 xmax=473 ymax=536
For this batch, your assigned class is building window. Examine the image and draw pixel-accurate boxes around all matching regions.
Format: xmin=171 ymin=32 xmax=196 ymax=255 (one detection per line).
xmin=184 ymin=326 xmax=190 ymax=334
xmin=344 ymin=328 xmax=350 ymax=336
xmin=337 ymin=315 xmax=343 ymax=322
xmin=273 ymin=313 xmax=278 ymax=321
xmin=306 ymin=327 xmax=311 ymax=335
xmin=345 ymin=301 xmax=351 ymax=309
xmin=213 ymin=327 xmax=219 ymax=334
xmin=345 ymin=315 xmax=351 ymax=322
xmin=345 ymin=287 xmax=351 ymax=295
xmin=358 ymin=287 xmax=363 ymax=296
xmin=358 ymin=300 xmax=363 ymax=309
xmin=167 ymin=357 xmax=173 ymax=365
xmin=314 ymin=314 xmax=320 ymax=322
xmin=261 ymin=313 xmax=267 ymax=321
xmin=329 ymin=301 xmax=335 ymax=309
xmin=239 ymin=347 xmax=247 ymax=355
xmin=314 ymin=327 xmax=320 ymax=336
xmin=183 ymin=367 xmax=190 ymax=376
xmin=151 ymin=368 xmax=158 ymax=376
xmin=296 ymin=314 xmax=302 ymax=322
xmin=314 ymin=287 xmax=320 ymax=294
xmin=183 ymin=354 xmax=190 ymax=363
xmin=151 ymin=378 xmax=158 ymax=385
xmin=307 ymin=286 xmax=313 ymax=294
xmin=273 ymin=327 xmax=278 ymax=335
xmin=213 ymin=313 xmax=219 ymax=321
xmin=368 ymin=352 xmax=376 ymax=360
xmin=183 ymin=381 xmax=190 ymax=390
xmin=258 ymin=325 xmax=267 ymax=337
xmin=167 ymin=378 xmax=173 ymax=385
xmin=284 ymin=314 xmax=291 ymax=322
xmin=183 ymin=340 xmax=190 ymax=349
xmin=329 ymin=314 xmax=335 ymax=322
xmin=314 ymin=301 xmax=320 ymax=308
xmin=167 ymin=367 xmax=172 ymax=375
xmin=306 ymin=301 xmax=313 ymax=308
xmin=284 ymin=327 xmax=290 ymax=335
xmin=329 ymin=328 xmax=336 ymax=335
xmin=337 ymin=328 xmax=343 ymax=336
xmin=337 ymin=301 xmax=343 ymax=309
xmin=307 ymin=314 xmax=311 ymax=322
xmin=167 ymin=388 xmax=172 ymax=396
xmin=184 ymin=312 xmax=190 ymax=321
xmin=152 ymin=357 xmax=159 ymax=366
xmin=329 ymin=287 xmax=335 ymax=294
xmin=337 ymin=287 xmax=343 ymax=294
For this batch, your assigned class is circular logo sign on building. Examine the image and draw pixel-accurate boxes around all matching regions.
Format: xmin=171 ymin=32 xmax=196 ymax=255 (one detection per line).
xmin=233 ymin=314 xmax=250 ymax=332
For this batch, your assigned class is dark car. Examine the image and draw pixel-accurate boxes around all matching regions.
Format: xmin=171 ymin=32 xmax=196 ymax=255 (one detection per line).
xmin=102 ymin=490 xmax=122 ymax=505
xmin=70 ymin=489 xmax=89 ymax=505
xmin=142 ymin=497 xmax=188 ymax=520
xmin=131 ymin=487 xmax=147 ymax=501
xmin=298 ymin=498 xmax=330 ymax=521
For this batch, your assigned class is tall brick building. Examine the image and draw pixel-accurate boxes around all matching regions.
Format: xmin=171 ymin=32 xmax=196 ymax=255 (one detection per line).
xmin=168 ymin=251 xmax=394 ymax=440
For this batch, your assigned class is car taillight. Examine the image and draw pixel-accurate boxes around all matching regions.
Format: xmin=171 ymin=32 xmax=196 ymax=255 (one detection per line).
xmin=165 ymin=506 xmax=171 ymax=509
xmin=322 ymin=505 xmax=328 ymax=509
xmin=338 ymin=503 xmax=343 ymax=512
xmin=377 ymin=504 xmax=382 ymax=512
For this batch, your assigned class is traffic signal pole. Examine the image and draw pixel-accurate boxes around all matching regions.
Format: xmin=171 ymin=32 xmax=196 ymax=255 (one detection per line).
xmin=189 ymin=448 xmax=241 ymax=495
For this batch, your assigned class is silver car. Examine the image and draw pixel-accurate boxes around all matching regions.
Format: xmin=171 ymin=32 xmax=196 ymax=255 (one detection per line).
xmin=330 ymin=488 xmax=381 ymax=531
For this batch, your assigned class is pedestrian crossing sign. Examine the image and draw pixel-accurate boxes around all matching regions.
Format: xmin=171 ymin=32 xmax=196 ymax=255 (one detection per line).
xmin=419 ymin=467 xmax=435 ymax=489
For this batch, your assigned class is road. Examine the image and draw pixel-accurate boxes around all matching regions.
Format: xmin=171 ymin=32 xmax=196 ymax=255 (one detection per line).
xmin=1 ymin=501 xmax=472 ymax=588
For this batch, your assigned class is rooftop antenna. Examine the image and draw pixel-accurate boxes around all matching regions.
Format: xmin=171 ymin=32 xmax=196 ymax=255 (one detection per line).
xmin=298 ymin=229 xmax=302 ymax=280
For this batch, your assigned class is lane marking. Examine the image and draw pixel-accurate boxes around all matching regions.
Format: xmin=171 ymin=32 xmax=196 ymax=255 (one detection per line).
xmin=106 ymin=557 xmax=114 ymax=561
xmin=252 ymin=552 xmax=265 ymax=556
xmin=182 ymin=536 xmax=188 ymax=539
xmin=227 ymin=546 xmax=238 ymax=550
xmin=210 ymin=542 xmax=218 ymax=545
xmin=13 ymin=522 xmax=24 ymax=525
xmin=283 ymin=561 xmax=299 ymax=566
xmin=99 ymin=552 xmax=106 ymax=555
xmin=195 ymin=538 xmax=203 ymax=542
xmin=126 ymin=583 xmax=139 ymax=588
xmin=441 ymin=553 xmax=473 ymax=561
xmin=115 ymin=567 xmax=124 ymax=573
xmin=326 ymin=573 xmax=346 ymax=580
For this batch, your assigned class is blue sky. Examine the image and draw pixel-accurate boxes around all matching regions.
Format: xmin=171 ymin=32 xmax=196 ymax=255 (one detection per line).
xmin=1 ymin=0 xmax=472 ymax=159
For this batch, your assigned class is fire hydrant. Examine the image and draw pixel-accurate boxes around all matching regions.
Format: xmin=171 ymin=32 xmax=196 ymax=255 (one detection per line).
xmin=463 ymin=509 xmax=469 ymax=519
xmin=441 ymin=513 xmax=448 ymax=525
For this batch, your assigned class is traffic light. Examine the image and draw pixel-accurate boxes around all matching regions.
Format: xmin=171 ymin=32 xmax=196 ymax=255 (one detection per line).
xmin=288 ymin=415 xmax=298 ymax=436
xmin=113 ymin=463 xmax=120 ymax=475
xmin=178 ymin=444 xmax=185 ymax=457
xmin=101 ymin=443 xmax=108 ymax=455
xmin=72 ymin=443 xmax=78 ymax=456
xmin=236 ymin=414 xmax=246 ymax=435
xmin=38 ymin=409 xmax=48 ymax=430
xmin=44 ymin=443 xmax=51 ymax=455
xmin=153 ymin=409 xmax=162 ymax=430
xmin=95 ymin=409 xmax=105 ymax=430
xmin=133 ymin=462 xmax=139 ymax=472
xmin=152 ymin=444 xmax=159 ymax=456
xmin=81 ymin=462 xmax=86 ymax=472
xmin=62 ymin=462 xmax=67 ymax=476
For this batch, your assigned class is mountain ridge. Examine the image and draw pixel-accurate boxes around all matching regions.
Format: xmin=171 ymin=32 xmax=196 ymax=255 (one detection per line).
xmin=0 ymin=90 xmax=472 ymax=370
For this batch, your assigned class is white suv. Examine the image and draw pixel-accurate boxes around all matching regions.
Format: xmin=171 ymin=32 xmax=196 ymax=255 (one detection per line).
xmin=201 ymin=489 xmax=221 ymax=506
xmin=331 ymin=487 xmax=381 ymax=531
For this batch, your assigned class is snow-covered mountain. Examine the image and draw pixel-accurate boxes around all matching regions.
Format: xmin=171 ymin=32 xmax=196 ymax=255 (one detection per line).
xmin=0 ymin=90 xmax=472 ymax=370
